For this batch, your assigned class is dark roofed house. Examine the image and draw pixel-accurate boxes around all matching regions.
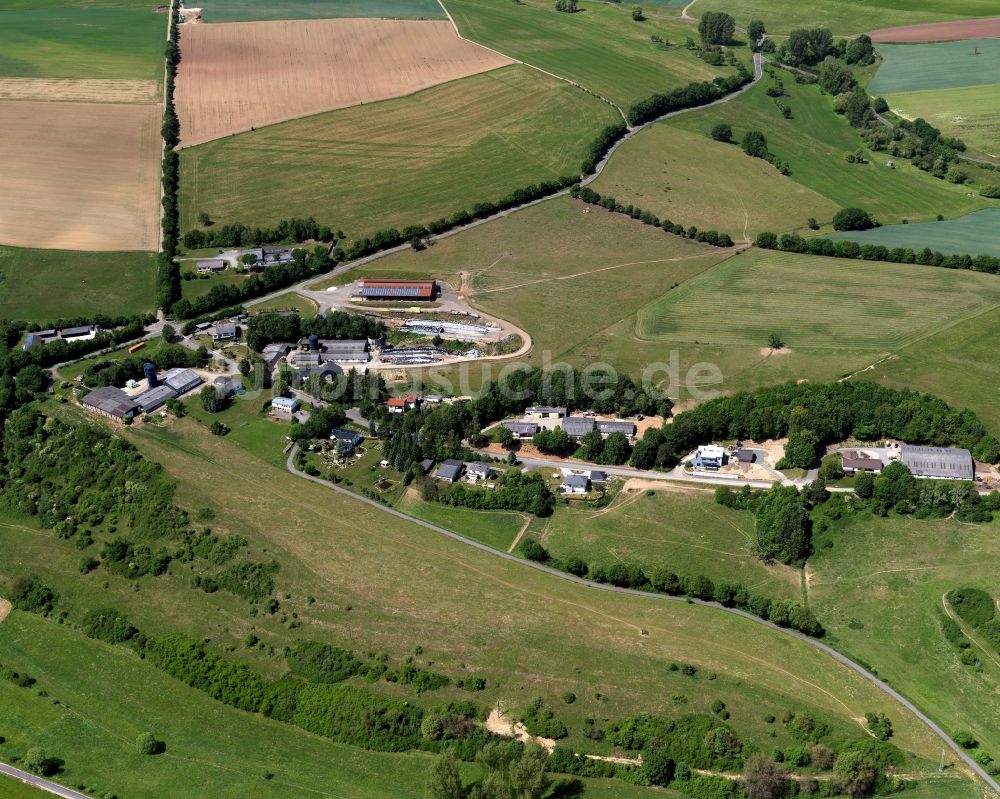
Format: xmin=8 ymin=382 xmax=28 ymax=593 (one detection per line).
xmin=466 ymin=462 xmax=493 ymax=481
xmin=598 ymin=420 xmax=636 ymax=437
xmin=436 ymin=459 xmax=464 ymax=483
xmin=901 ymin=445 xmax=974 ymax=481
xmin=841 ymin=451 xmax=882 ymax=474
xmin=560 ymin=474 xmax=590 ymax=494
xmin=60 ymin=325 xmax=97 ymax=341
xmin=562 ymin=417 xmax=596 ymax=438
xmin=213 ymin=322 xmax=237 ymax=342
xmin=359 ymin=278 xmax=437 ymax=301
xmin=503 ymin=421 xmax=539 ymax=439
xmin=213 ymin=376 xmax=244 ymax=398
xmin=330 ymin=428 xmax=363 ymax=454
xmin=81 ymin=386 xmax=139 ymax=421
xmin=196 ymin=259 xmax=227 ymax=274
xmin=589 ymin=470 xmax=607 ymax=483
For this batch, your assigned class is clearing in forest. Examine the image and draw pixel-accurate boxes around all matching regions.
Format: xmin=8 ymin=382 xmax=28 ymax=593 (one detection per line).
xmin=175 ymin=18 xmax=513 ymax=146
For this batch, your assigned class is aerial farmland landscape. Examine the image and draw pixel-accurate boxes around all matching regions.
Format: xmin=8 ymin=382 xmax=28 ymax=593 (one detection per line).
xmin=2 ymin=1 xmax=1000 ymax=799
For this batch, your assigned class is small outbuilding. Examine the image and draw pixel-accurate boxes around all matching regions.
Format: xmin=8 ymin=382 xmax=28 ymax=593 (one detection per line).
xmin=270 ymin=396 xmax=300 ymax=418
xmin=735 ymin=449 xmax=756 ymax=464
xmin=525 ymin=406 xmax=566 ymax=419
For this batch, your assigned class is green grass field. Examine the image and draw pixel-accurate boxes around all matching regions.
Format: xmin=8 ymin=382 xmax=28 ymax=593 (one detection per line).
xmin=634 ymin=248 xmax=1000 ymax=350
xmin=396 ymin=489 xmax=526 ymax=551
xmin=191 ymin=0 xmax=445 ymax=22
xmin=444 ymin=0 xmax=743 ymax=110
xmin=178 ymin=66 xmax=619 ymax=238
xmin=689 ymin=0 xmax=1000 ymax=35
xmin=0 ymin=401 xmax=967 ymax=776
xmin=591 ymin=122 xmax=840 ymax=240
xmin=0 ymin=246 xmax=156 ymax=322
xmin=808 ymin=509 xmax=1000 ymax=762
xmin=869 ymin=304 xmax=1000 ymax=435
xmin=536 ymin=483 xmax=802 ymax=600
xmin=249 ymin=292 xmax=319 ymax=316
xmin=870 ymin=39 xmax=1000 ymax=95
xmin=669 ymin=74 xmax=990 ymax=225
xmin=829 ymin=208 xmax=1000 ymax=257
xmin=0 ymin=3 xmax=166 ymax=81
xmin=885 ymin=84 xmax=1000 ymax=158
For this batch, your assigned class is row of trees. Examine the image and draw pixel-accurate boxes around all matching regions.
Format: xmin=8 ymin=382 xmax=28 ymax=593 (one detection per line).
xmin=180 ymin=217 xmax=335 ymax=250
xmin=755 ymin=228 xmax=1000 ymax=275
xmin=245 ymin=310 xmax=387 ymax=352
xmin=156 ymin=3 xmax=182 ymax=311
xmin=572 ymin=185 xmax=735 ymax=247
xmin=628 ymin=70 xmax=752 ymax=126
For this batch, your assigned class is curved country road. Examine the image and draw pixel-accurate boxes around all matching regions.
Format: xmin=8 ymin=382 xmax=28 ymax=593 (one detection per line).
xmin=0 ymin=763 xmax=90 ymax=799
xmin=286 ymin=444 xmax=1000 ymax=793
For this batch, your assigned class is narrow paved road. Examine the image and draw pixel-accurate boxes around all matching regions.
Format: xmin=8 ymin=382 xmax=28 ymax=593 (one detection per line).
xmin=0 ymin=763 xmax=90 ymax=799
xmin=285 ymin=444 xmax=1000 ymax=792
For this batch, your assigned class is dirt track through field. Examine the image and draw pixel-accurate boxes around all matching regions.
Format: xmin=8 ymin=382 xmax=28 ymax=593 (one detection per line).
xmin=0 ymin=100 xmax=161 ymax=251
xmin=870 ymin=17 xmax=1000 ymax=42
xmin=0 ymin=599 xmax=10 ymax=624
xmin=175 ymin=18 xmax=514 ymax=146
xmin=0 ymin=78 xmax=160 ymax=104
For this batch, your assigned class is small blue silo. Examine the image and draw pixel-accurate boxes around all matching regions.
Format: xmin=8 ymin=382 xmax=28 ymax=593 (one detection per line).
xmin=144 ymin=362 xmax=158 ymax=387
xmin=308 ymin=334 xmax=320 ymax=351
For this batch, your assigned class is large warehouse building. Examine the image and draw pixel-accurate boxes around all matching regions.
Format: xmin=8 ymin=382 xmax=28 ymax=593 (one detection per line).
xmin=358 ymin=278 xmax=437 ymax=302
xmin=900 ymin=445 xmax=974 ymax=481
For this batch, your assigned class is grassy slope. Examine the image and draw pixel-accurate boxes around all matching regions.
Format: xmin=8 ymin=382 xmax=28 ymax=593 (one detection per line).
xmin=0 ymin=4 xmax=166 ymax=81
xmin=868 ymin=304 xmax=1000 ymax=435
xmin=249 ymin=292 xmax=320 ymax=316
xmin=0 ymin=404 xmax=964 ymax=774
xmin=590 ymin=122 xmax=840 ymax=240
xmin=885 ymin=84 xmax=1000 ymax=158
xmin=829 ymin=208 xmax=1000 ymax=257
xmin=396 ymin=490 xmax=526 ymax=551
xmin=191 ymin=0 xmax=445 ymax=22
xmin=808 ymin=510 xmax=1000 ymax=761
xmin=870 ymin=39 xmax=1000 ymax=95
xmin=0 ymin=246 xmax=156 ymax=321
xmin=668 ymin=73 xmax=990 ymax=225
xmin=444 ymin=0 xmax=741 ymax=109
xmin=178 ymin=66 xmax=619 ymax=237
xmin=689 ymin=0 xmax=1000 ymax=36
xmin=535 ymin=483 xmax=802 ymax=601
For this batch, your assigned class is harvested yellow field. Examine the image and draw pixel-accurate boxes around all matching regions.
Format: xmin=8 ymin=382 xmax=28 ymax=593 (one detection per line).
xmin=175 ymin=18 xmax=514 ymax=146
xmin=0 ymin=101 xmax=161 ymax=252
xmin=0 ymin=78 xmax=160 ymax=104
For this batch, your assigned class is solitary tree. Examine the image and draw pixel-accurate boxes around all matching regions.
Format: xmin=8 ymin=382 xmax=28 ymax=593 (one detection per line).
xmin=747 ymin=19 xmax=766 ymax=46
xmin=711 ymin=122 xmax=733 ymax=142
xmin=832 ymin=207 xmax=877 ymax=231
xmin=23 ymin=747 xmax=48 ymax=775
xmin=742 ymin=130 xmax=769 ymax=159
xmin=495 ymin=425 xmax=515 ymax=448
xmin=161 ymin=323 xmax=176 ymax=343
xmin=200 ymin=384 xmax=224 ymax=413
xmin=698 ymin=11 xmax=736 ymax=45
xmin=426 ymin=752 xmax=463 ymax=799
xmin=833 ymin=750 xmax=878 ymax=797
xmin=631 ymin=5 xmax=644 ymax=21
xmin=136 ymin=732 xmax=164 ymax=755
xmin=742 ymin=753 xmax=788 ymax=799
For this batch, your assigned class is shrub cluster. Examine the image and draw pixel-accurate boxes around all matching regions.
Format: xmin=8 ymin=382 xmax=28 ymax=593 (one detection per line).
xmin=422 ymin=469 xmax=555 ymax=517
xmin=245 ymin=310 xmax=387 ymax=352
xmin=572 ymin=186 xmax=734 ymax=247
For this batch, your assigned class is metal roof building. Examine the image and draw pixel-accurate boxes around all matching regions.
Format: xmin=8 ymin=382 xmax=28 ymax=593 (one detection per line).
xmin=598 ymin=420 xmax=637 ymax=437
xmin=503 ymin=421 xmax=539 ymax=438
xmin=321 ymin=339 xmax=369 ymax=362
xmin=525 ymin=406 xmax=566 ymax=418
xmin=359 ymin=279 xmax=436 ymax=301
xmin=901 ymin=445 xmax=974 ymax=481
xmin=134 ymin=384 xmax=178 ymax=413
xmin=81 ymin=386 xmax=140 ymax=421
xmin=563 ymin=417 xmax=596 ymax=438
xmin=162 ymin=368 xmax=204 ymax=395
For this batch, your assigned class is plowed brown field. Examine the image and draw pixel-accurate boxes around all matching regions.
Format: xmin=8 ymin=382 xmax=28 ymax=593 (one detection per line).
xmin=175 ymin=18 xmax=514 ymax=147
xmin=870 ymin=17 xmax=1000 ymax=42
xmin=0 ymin=100 xmax=161 ymax=251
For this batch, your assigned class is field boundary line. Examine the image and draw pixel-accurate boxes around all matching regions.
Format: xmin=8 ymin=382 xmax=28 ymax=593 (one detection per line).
xmin=158 ymin=0 xmax=174 ymax=254
xmin=284 ymin=444 xmax=999 ymax=794
xmin=436 ymin=0 xmax=629 ymax=123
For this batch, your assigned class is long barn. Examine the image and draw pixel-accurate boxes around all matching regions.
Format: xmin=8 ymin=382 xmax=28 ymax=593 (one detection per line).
xmin=359 ymin=278 xmax=437 ymax=302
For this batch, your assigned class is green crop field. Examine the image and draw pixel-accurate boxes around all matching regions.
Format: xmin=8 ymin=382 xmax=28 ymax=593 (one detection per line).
xmin=444 ymin=0 xmax=744 ymax=110
xmin=178 ymin=66 xmax=619 ymax=238
xmin=830 ymin=208 xmax=1000 ymax=257
xmin=869 ymin=304 xmax=1000 ymax=436
xmin=688 ymin=0 xmax=1000 ymax=35
xmin=0 ymin=246 xmax=155 ymax=322
xmin=669 ymin=74 xmax=990 ymax=225
xmin=191 ymin=0 xmax=445 ymax=22
xmin=808 ymin=509 xmax=1000 ymax=761
xmin=535 ymin=484 xmax=802 ymax=600
xmin=870 ymin=39 xmax=1000 ymax=95
xmin=635 ymin=248 xmax=1000 ymax=350
xmin=0 ymin=3 xmax=167 ymax=81
xmin=591 ymin=123 xmax=840 ymax=240
xmin=885 ymin=84 xmax=1000 ymax=158
xmin=0 ymin=402 xmax=966 ymax=778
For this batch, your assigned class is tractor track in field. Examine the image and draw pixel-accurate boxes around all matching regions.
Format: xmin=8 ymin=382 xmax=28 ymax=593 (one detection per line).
xmin=285 ymin=444 xmax=1000 ymax=794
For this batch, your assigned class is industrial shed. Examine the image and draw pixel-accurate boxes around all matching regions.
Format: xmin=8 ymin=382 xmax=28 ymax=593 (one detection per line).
xmin=562 ymin=417 xmax=596 ymax=438
xmin=900 ymin=445 xmax=974 ymax=481
xmin=503 ymin=421 xmax=539 ymax=438
xmin=81 ymin=386 xmax=139 ymax=421
xmin=163 ymin=368 xmax=204 ymax=395
xmin=359 ymin=278 xmax=436 ymax=301
xmin=322 ymin=339 xmax=369 ymax=362
xmin=598 ymin=420 xmax=637 ymax=437
xmin=134 ymin=384 xmax=178 ymax=413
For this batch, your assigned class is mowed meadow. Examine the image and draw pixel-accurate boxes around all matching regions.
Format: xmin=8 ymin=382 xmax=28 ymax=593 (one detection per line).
xmin=175 ymin=18 xmax=513 ymax=146
xmin=444 ymin=0 xmax=745 ymax=109
xmin=190 ymin=0 xmax=447 ymax=23
xmin=179 ymin=66 xmax=620 ymax=236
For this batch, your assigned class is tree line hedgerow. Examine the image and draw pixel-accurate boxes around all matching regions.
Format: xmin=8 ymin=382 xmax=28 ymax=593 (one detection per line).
xmin=156 ymin=2 xmax=181 ymax=311
xmin=754 ymin=229 xmax=1000 ymax=275
xmin=627 ymin=69 xmax=752 ymax=126
xmin=571 ymin=185 xmax=735 ymax=247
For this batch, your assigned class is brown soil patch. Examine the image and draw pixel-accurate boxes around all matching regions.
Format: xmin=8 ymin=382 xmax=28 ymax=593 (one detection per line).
xmin=0 ymin=598 xmax=11 ymax=624
xmin=760 ymin=346 xmax=793 ymax=357
xmin=0 ymin=78 xmax=160 ymax=104
xmin=0 ymin=100 xmax=161 ymax=251
xmin=175 ymin=18 xmax=514 ymax=147
xmin=485 ymin=706 xmax=556 ymax=752
xmin=870 ymin=17 xmax=1000 ymax=42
